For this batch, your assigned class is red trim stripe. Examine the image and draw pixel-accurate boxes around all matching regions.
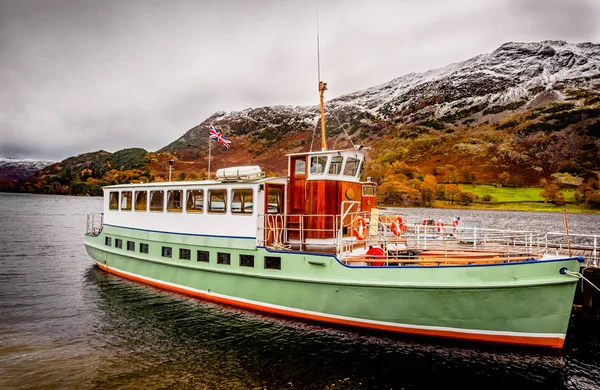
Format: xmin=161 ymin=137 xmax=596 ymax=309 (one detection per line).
xmin=96 ymin=263 xmax=565 ymax=349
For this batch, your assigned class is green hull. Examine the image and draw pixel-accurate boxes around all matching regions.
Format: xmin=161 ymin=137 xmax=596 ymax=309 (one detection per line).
xmin=84 ymin=225 xmax=581 ymax=348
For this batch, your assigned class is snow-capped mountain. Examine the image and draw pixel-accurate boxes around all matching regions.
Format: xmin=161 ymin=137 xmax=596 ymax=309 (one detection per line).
xmin=163 ymin=40 xmax=600 ymax=156
xmin=331 ymin=40 xmax=600 ymax=119
xmin=0 ymin=158 xmax=55 ymax=180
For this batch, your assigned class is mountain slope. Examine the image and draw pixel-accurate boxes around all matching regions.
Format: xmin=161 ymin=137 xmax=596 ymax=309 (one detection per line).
xmin=0 ymin=158 xmax=55 ymax=180
xmin=159 ymin=41 xmax=600 ymax=184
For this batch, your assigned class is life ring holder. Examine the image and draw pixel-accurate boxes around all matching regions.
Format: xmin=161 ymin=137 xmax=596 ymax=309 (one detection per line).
xmin=352 ymin=216 xmax=367 ymax=240
xmin=391 ymin=215 xmax=406 ymax=236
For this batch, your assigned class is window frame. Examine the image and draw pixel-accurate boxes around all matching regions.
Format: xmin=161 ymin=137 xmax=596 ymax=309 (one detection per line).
xmin=167 ymin=190 xmax=183 ymax=213
xmin=135 ymin=191 xmax=148 ymax=211
xmin=150 ymin=190 xmax=165 ymax=212
xmin=186 ymin=189 xmax=204 ymax=213
xmin=231 ymin=188 xmax=254 ymax=215
xmin=161 ymin=246 xmax=172 ymax=258
xmin=208 ymin=189 xmax=227 ymax=214
xmin=109 ymin=192 xmax=119 ymax=210
xmin=217 ymin=252 xmax=231 ymax=265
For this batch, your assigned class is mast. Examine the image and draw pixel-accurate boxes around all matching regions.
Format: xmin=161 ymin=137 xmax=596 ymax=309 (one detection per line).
xmin=317 ymin=9 xmax=327 ymax=151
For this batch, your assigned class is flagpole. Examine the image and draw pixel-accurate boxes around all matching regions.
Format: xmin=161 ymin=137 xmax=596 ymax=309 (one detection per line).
xmin=208 ymin=126 xmax=212 ymax=180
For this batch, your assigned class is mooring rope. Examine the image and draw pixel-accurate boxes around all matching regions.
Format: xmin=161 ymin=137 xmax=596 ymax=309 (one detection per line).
xmin=562 ymin=269 xmax=600 ymax=292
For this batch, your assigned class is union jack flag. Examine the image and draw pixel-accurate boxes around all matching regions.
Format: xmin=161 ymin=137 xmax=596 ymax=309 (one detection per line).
xmin=209 ymin=124 xmax=231 ymax=149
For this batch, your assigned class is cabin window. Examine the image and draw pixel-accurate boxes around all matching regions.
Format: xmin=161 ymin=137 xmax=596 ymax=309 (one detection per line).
xmin=240 ymin=254 xmax=254 ymax=267
xmin=294 ymin=158 xmax=306 ymax=175
xmin=208 ymin=189 xmax=227 ymax=213
xmin=362 ymin=185 xmax=376 ymax=196
xmin=167 ymin=190 xmax=183 ymax=212
xmin=109 ymin=192 xmax=119 ymax=210
xmin=343 ymin=157 xmax=360 ymax=176
xmin=179 ymin=248 xmax=191 ymax=260
xmin=265 ymin=256 xmax=281 ymax=270
xmin=329 ymin=156 xmax=343 ymax=174
xmin=127 ymin=241 xmax=135 ymax=251
xmin=140 ymin=243 xmax=149 ymax=253
xmin=217 ymin=252 xmax=231 ymax=265
xmin=356 ymin=160 xmax=364 ymax=179
xmin=310 ymin=156 xmax=328 ymax=174
xmin=197 ymin=250 xmax=210 ymax=262
xmin=267 ymin=187 xmax=283 ymax=214
xmin=231 ymin=189 xmax=253 ymax=214
xmin=150 ymin=191 xmax=164 ymax=212
xmin=115 ymin=239 xmax=123 ymax=249
xmin=105 ymin=237 xmax=112 ymax=246
xmin=135 ymin=191 xmax=147 ymax=211
xmin=121 ymin=191 xmax=132 ymax=210
xmin=186 ymin=190 xmax=204 ymax=213
xmin=161 ymin=246 xmax=172 ymax=258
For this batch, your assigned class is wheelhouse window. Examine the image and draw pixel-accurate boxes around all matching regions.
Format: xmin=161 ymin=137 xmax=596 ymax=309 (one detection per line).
xmin=135 ymin=191 xmax=147 ymax=211
xmin=197 ymin=250 xmax=209 ymax=262
xmin=127 ymin=241 xmax=135 ymax=251
xmin=179 ymin=248 xmax=191 ymax=260
xmin=294 ymin=158 xmax=306 ymax=175
xmin=167 ymin=190 xmax=182 ymax=212
xmin=231 ymin=188 xmax=253 ymax=214
xmin=115 ymin=239 xmax=122 ymax=249
xmin=161 ymin=246 xmax=172 ymax=258
xmin=343 ymin=157 xmax=360 ymax=176
xmin=121 ymin=191 xmax=132 ymax=211
xmin=208 ymin=189 xmax=226 ymax=213
xmin=329 ymin=156 xmax=343 ymax=175
xmin=217 ymin=252 xmax=230 ymax=265
xmin=310 ymin=156 xmax=327 ymax=174
xmin=140 ymin=243 xmax=149 ymax=253
xmin=186 ymin=190 xmax=204 ymax=213
xmin=150 ymin=190 xmax=164 ymax=212
xmin=109 ymin=192 xmax=119 ymax=210
xmin=265 ymin=256 xmax=281 ymax=270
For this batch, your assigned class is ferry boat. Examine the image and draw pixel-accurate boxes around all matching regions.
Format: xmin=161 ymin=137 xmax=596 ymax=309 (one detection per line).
xmin=84 ymin=82 xmax=583 ymax=350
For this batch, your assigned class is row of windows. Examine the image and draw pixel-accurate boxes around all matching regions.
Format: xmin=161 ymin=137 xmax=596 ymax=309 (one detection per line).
xmin=104 ymin=236 xmax=281 ymax=269
xmin=294 ymin=155 xmax=363 ymax=177
xmin=109 ymin=188 xmax=254 ymax=215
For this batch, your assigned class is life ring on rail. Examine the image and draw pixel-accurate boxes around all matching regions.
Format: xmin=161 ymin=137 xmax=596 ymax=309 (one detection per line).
xmin=391 ymin=215 xmax=406 ymax=236
xmin=352 ymin=216 xmax=367 ymax=240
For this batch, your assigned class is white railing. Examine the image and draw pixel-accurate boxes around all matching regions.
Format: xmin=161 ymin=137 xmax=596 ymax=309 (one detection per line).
xmin=257 ymin=210 xmax=599 ymax=267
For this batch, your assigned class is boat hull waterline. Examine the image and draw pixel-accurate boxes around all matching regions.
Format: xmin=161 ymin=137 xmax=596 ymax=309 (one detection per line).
xmin=84 ymin=228 xmax=580 ymax=349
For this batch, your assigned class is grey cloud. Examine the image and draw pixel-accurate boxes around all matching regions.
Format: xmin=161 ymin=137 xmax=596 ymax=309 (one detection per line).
xmin=0 ymin=0 xmax=599 ymax=161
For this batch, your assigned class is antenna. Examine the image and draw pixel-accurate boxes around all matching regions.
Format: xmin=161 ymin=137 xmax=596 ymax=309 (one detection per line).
xmin=316 ymin=7 xmax=327 ymax=151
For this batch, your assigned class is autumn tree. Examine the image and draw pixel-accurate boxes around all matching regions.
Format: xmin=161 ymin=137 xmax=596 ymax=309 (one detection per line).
xmin=498 ymin=172 xmax=510 ymax=187
xmin=539 ymin=183 xmax=565 ymax=205
xmin=444 ymin=184 xmax=462 ymax=204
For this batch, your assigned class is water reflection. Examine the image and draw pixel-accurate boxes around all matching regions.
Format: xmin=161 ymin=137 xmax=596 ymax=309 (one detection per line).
xmin=84 ymin=266 xmax=593 ymax=389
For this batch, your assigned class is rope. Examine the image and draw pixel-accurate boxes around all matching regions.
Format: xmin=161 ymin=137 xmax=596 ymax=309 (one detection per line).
xmin=328 ymin=108 xmax=356 ymax=148
xmin=563 ymin=269 xmax=600 ymax=292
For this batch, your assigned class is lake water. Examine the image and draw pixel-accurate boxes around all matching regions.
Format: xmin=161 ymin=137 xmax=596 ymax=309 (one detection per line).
xmin=1 ymin=193 xmax=599 ymax=389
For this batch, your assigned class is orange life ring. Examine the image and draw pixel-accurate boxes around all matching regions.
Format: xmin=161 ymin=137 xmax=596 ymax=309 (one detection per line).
xmin=391 ymin=215 xmax=406 ymax=236
xmin=352 ymin=216 xmax=367 ymax=240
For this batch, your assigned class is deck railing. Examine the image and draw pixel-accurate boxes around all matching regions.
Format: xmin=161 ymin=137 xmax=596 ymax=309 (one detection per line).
xmin=258 ymin=210 xmax=600 ymax=267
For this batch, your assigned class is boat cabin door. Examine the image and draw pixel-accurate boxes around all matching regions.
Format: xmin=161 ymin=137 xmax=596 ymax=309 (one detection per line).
xmin=288 ymin=156 xmax=307 ymax=214
xmin=263 ymin=183 xmax=285 ymax=247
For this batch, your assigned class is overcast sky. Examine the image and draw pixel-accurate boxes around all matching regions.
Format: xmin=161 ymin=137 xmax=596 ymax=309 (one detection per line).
xmin=1 ymin=0 xmax=599 ymax=160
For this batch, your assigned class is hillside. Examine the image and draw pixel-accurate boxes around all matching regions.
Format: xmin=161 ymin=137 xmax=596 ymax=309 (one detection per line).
xmin=2 ymin=40 xmax=599 ymax=200
xmin=159 ymin=40 xmax=600 ymax=185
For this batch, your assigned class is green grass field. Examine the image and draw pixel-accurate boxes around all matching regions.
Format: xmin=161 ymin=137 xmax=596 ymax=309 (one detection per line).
xmin=438 ymin=185 xmax=598 ymax=213
xmin=458 ymin=184 xmax=577 ymax=202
